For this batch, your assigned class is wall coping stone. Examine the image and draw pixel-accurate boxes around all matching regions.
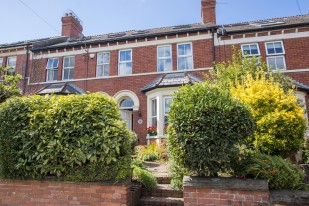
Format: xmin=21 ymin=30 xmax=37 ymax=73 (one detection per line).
xmin=183 ymin=176 xmax=269 ymax=191
xmin=270 ymin=190 xmax=309 ymax=206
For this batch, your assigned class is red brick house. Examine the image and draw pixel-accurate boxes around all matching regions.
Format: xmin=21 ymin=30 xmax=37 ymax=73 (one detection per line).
xmin=1 ymin=0 xmax=309 ymax=144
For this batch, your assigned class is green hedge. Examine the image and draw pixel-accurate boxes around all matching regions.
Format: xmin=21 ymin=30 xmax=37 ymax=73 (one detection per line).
xmin=0 ymin=93 xmax=136 ymax=181
xmin=167 ymin=83 xmax=255 ymax=176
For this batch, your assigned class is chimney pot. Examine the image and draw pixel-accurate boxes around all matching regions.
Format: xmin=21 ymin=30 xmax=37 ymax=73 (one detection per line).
xmin=61 ymin=10 xmax=83 ymax=39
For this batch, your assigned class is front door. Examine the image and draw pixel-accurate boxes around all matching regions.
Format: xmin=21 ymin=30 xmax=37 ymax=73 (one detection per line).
xmin=120 ymin=110 xmax=133 ymax=130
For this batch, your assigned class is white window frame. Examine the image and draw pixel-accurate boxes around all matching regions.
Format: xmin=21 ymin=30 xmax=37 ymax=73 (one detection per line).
xmin=151 ymin=98 xmax=157 ymax=127
xmin=157 ymin=45 xmax=172 ymax=72
xmin=265 ymin=41 xmax=286 ymax=70
xmin=118 ymin=49 xmax=132 ymax=76
xmin=265 ymin=41 xmax=285 ymax=56
xmin=96 ymin=52 xmax=110 ymax=77
xmin=266 ymin=56 xmax=286 ymax=71
xmin=62 ymin=56 xmax=75 ymax=80
xmin=7 ymin=56 xmax=17 ymax=75
xmin=46 ymin=58 xmax=59 ymax=82
xmin=241 ymin=43 xmax=260 ymax=56
xmin=0 ymin=58 xmax=3 ymax=67
xmin=177 ymin=42 xmax=193 ymax=70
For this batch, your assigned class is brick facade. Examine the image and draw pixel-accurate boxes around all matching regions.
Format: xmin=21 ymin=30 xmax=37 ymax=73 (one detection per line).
xmin=1 ymin=0 xmax=309 ymax=143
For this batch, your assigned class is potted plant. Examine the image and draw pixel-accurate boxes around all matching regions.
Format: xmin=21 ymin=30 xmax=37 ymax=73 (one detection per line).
xmin=146 ymin=126 xmax=157 ymax=136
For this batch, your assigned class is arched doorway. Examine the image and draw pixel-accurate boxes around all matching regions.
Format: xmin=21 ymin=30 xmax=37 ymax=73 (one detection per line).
xmin=119 ymin=97 xmax=134 ymax=130
xmin=114 ymin=90 xmax=140 ymax=131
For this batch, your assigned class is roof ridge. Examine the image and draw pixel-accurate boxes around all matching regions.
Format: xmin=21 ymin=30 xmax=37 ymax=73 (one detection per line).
xmin=222 ymin=14 xmax=309 ymax=27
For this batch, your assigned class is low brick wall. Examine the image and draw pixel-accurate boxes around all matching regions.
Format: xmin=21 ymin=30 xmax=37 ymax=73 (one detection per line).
xmin=0 ymin=178 xmax=132 ymax=206
xmin=183 ymin=176 xmax=269 ymax=206
xmin=183 ymin=176 xmax=309 ymax=206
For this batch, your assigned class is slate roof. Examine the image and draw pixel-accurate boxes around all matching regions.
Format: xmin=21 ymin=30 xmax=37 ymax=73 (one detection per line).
xmin=294 ymin=80 xmax=309 ymax=93
xmin=36 ymin=82 xmax=85 ymax=95
xmin=140 ymin=72 xmax=202 ymax=92
xmin=220 ymin=14 xmax=309 ymax=35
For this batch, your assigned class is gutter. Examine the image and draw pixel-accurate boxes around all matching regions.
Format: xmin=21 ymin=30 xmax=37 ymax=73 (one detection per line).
xmin=218 ymin=22 xmax=309 ymax=36
xmin=31 ymin=26 xmax=220 ymax=52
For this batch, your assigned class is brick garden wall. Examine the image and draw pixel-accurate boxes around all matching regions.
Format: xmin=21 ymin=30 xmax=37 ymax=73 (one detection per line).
xmin=0 ymin=179 xmax=132 ymax=206
xmin=183 ymin=176 xmax=309 ymax=206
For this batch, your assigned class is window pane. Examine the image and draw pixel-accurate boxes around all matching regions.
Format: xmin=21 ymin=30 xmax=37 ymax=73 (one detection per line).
xmin=251 ymin=45 xmax=258 ymax=55
xmin=242 ymin=45 xmax=250 ymax=55
xmin=164 ymin=98 xmax=173 ymax=114
xmin=64 ymin=57 xmax=70 ymax=67
xmin=158 ymin=47 xmax=165 ymax=58
xmin=178 ymin=57 xmax=186 ymax=70
xmin=69 ymin=68 xmax=74 ymax=79
xmin=63 ymin=69 xmax=69 ymax=80
xmin=274 ymin=42 xmax=283 ymax=53
xmin=125 ymin=62 xmax=132 ymax=74
xmin=47 ymin=70 xmax=57 ymax=81
xmin=120 ymin=51 xmax=126 ymax=61
xmin=103 ymin=53 xmax=110 ymax=63
xmin=184 ymin=44 xmax=192 ymax=55
xmin=97 ymin=65 xmax=104 ymax=77
xmin=97 ymin=53 xmax=104 ymax=64
xmin=120 ymin=98 xmax=134 ymax=108
xmin=158 ymin=60 xmax=165 ymax=72
xmin=268 ymin=58 xmax=276 ymax=70
xmin=178 ymin=44 xmax=185 ymax=55
xmin=0 ymin=58 xmax=3 ymax=66
xmin=103 ymin=65 xmax=109 ymax=76
xmin=276 ymin=57 xmax=285 ymax=69
xmin=186 ymin=57 xmax=193 ymax=70
xmin=165 ymin=59 xmax=172 ymax=71
xmin=152 ymin=117 xmax=157 ymax=127
xmin=164 ymin=47 xmax=171 ymax=57
xmin=7 ymin=57 xmax=16 ymax=67
xmin=266 ymin=43 xmax=275 ymax=54
xmin=152 ymin=99 xmax=157 ymax=116
xmin=47 ymin=59 xmax=53 ymax=68
xmin=69 ymin=57 xmax=75 ymax=67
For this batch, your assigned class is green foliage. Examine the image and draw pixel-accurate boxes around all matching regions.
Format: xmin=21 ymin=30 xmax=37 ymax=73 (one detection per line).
xmin=168 ymin=158 xmax=193 ymax=190
xmin=0 ymin=66 xmax=22 ymax=103
xmin=231 ymin=74 xmax=306 ymax=157
xmin=235 ymin=152 xmax=306 ymax=190
xmin=167 ymin=83 xmax=255 ymax=176
xmin=132 ymin=159 xmax=157 ymax=189
xmin=0 ymin=93 xmax=136 ymax=182
xmin=135 ymin=144 xmax=166 ymax=162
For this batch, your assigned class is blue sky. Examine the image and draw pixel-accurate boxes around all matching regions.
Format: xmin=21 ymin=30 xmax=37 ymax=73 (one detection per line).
xmin=1 ymin=0 xmax=309 ymax=44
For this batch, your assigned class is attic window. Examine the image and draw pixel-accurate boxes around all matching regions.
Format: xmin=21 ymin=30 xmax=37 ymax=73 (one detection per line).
xmin=250 ymin=21 xmax=285 ymax=27
xmin=107 ymin=32 xmax=126 ymax=38
xmin=172 ymin=25 xmax=192 ymax=29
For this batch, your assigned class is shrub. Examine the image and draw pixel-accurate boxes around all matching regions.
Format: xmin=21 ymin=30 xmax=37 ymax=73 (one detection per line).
xmin=235 ymin=152 xmax=306 ymax=190
xmin=132 ymin=160 xmax=157 ymax=189
xmin=168 ymin=83 xmax=255 ymax=176
xmin=0 ymin=93 xmax=136 ymax=181
xmin=231 ymin=74 xmax=306 ymax=157
xmin=136 ymin=143 xmax=165 ymax=162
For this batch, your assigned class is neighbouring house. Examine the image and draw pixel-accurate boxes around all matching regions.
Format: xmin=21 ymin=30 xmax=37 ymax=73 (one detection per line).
xmin=1 ymin=0 xmax=309 ymax=144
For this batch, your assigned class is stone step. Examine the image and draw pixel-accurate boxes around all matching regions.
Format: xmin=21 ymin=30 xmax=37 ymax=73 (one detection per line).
xmin=156 ymin=175 xmax=171 ymax=184
xmin=142 ymin=184 xmax=183 ymax=198
xmin=138 ymin=196 xmax=184 ymax=206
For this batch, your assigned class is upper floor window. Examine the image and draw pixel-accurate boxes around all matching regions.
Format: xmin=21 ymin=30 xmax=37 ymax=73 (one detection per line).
xmin=0 ymin=58 xmax=3 ymax=68
xmin=62 ymin=56 xmax=75 ymax=80
xmin=46 ymin=58 xmax=59 ymax=82
xmin=177 ymin=43 xmax=193 ymax=70
xmin=7 ymin=56 xmax=16 ymax=75
xmin=119 ymin=49 xmax=132 ymax=75
xmin=157 ymin=45 xmax=172 ymax=72
xmin=241 ymin=43 xmax=260 ymax=56
xmin=265 ymin=41 xmax=285 ymax=70
xmin=97 ymin=52 xmax=110 ymax=77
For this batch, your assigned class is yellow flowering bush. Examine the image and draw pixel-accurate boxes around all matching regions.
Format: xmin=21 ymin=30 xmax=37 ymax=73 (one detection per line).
xmin=231 ymin=73 xmax=306 ymax=157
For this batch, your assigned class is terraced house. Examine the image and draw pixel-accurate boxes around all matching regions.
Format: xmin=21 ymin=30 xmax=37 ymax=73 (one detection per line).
xmin=1 ymin=0 xmax=309 ymax=144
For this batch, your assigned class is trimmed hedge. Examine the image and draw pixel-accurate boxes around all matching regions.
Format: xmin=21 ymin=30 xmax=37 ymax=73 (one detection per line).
xmin=0 ymin=93 xmax=136 ymax=181
xmin=167 ymin=83 xmax=255 ymax=176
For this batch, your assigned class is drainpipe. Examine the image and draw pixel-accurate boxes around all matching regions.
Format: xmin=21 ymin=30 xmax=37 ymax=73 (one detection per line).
xmin=22 ymin=45 xmax=30 ymax=95
xmin=212 ymin=28 xmax=216 ymax=67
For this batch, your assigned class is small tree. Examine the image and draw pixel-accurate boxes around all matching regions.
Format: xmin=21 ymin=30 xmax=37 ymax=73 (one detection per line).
xmin=0 ymin=66 xmax=21 ymax=103
xmin=210 ymin=49 xmax=306 ymax=157
xmin=167 ymin=83 xmax=255 ymax=176
xmin=231 ymin=73 xmax=306 ymax=157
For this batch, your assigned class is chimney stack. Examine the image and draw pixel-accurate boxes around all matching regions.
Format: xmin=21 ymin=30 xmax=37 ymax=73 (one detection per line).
xmin=61 ymin=10 xmax=83 ymax=39
xmin=201 ymin=0 xmax=216 ymax=24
